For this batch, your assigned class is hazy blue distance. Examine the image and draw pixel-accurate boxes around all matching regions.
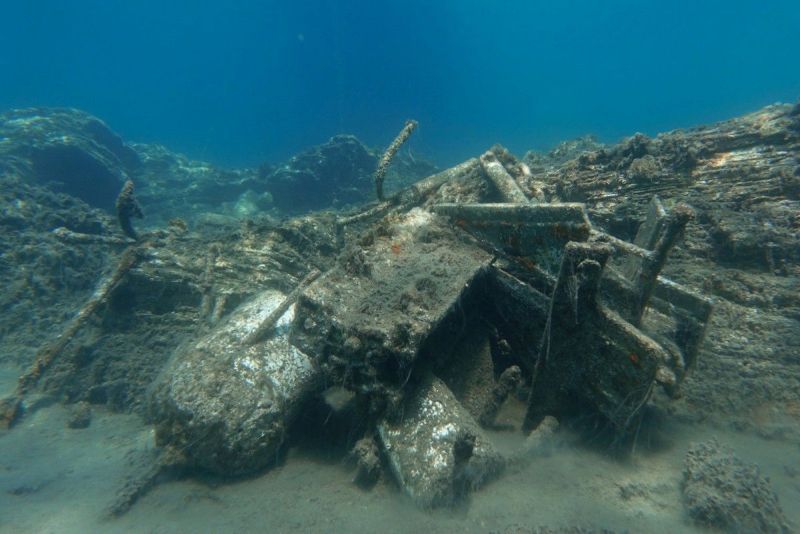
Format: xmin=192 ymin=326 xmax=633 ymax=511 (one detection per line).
xmin=2 ymin=0 xmax=799 ymax=167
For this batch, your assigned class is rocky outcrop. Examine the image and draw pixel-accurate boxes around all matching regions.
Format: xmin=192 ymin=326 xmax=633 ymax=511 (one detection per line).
xmin=523 ymin=134 xmax=605 ymax=171
xmin=530 ymin=105 xmax=799 ymax=265
xmin=131 ymin=142 xmax=267 ymax=226
xmin=265 ymin=134 xmax=378 ymax=212
xmin=0 ymin=108 xmax=438 ymax=229
xmin=135 ymin=133 xmax=437 ymax=223
xmin=0 ymin=108 xmax=141 ymax=210
xmin=0 ymin=107 xmax=262 ymax=225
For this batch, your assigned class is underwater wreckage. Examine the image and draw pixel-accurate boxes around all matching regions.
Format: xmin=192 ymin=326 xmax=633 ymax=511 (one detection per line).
xmin=4 ymin=100 xmax=798 ymax=521
xmin=0 ymin=124 xmax=716 ymax=513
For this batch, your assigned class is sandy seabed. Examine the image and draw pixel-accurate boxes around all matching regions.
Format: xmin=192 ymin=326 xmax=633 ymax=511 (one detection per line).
xmin=1 ymin=362 xmax=799 ymax=534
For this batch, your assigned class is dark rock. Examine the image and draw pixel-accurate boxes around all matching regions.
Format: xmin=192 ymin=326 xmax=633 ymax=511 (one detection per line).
xmin=67 ymin=401 xmax=92 ymax=429
xmin=0 ymin=108 xmax=140 ymax=210
xmin=350 ymin=436 xmax=381 ymax=488
xmin=131 ymin=133 xmax=436 ymax=225
xmin=266 ymin=134 xmax=378 ymax=212
xmin=378 ymin=146 xmax=438 ymax=195
xmin=0 ymin=107 xmax=436 ymax=227
xmin=683 ymin=438 xmax=790 ymax=533
xmin=790 ymin=98 xmax=800 ymax=117
xmin=115 ymin=179 xmax=143 ymax=239
xmin=263 ymin=134 xmax=435 ymax=213
xmin=0 ymin=396 xmax=23 ymax=429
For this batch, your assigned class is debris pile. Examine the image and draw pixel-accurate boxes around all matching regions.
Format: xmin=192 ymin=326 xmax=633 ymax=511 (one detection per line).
xmin=133 ymin=144 xmax=711 ymax=509
xmin=4 ymin=102 xmax=800 ymax=517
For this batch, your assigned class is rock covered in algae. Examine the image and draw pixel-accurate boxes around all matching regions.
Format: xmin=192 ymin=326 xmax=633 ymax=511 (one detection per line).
xmin=682 ymin=438 xmax=789 ymax=533
xmin=266 ymin=134 xmax=378 ymax=212
xmin=0 ymin=107 xmax=140 ymax=210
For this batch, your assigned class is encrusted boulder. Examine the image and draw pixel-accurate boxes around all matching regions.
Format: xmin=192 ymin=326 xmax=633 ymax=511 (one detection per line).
xmin=0 ymin=107 xmax=140 ymax=210
xmin=682 ymin=438 xmax=790 ymax=533
xmin=266 ymin=134 xmax=378 ymax=212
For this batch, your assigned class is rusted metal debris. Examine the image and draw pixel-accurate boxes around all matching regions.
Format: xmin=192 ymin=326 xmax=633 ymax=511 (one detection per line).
xmin=1 ymin=245 xmax=145 ymax=429
xmin=5 ymin=143 xmax=713 ymax=511
xmin=146 ymin=147 xmax=711 ymax=509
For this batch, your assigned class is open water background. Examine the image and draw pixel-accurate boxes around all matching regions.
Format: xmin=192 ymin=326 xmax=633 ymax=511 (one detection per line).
xmin=2 ymin=0 xmax=799 ymax=166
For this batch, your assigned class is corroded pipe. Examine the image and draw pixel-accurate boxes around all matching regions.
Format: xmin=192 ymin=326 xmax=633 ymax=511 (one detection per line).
xmin=374 ymin=119 xmax=418 ymax=201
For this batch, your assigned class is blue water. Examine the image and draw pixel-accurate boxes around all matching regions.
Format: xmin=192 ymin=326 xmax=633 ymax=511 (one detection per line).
xmin=2 ymin=0 xmax=799 ymax=166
